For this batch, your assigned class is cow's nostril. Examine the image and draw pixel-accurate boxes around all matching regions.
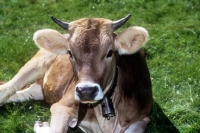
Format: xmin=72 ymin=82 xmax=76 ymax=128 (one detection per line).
xmin=91 ymin=86 xmax=99 ymax=96
xmin=76 ymin=87 xmax=82 ymax=94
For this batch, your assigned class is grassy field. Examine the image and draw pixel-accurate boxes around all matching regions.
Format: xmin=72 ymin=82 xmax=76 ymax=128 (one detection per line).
xmin=0 ymin=0 xmax=199 ymax=133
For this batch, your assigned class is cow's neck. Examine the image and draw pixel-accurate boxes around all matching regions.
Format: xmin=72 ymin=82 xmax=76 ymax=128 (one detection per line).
xmin=104 ymin=67 xmax=118 ymax=98
xmin=101 ymin=67 xmax=118 ymax=120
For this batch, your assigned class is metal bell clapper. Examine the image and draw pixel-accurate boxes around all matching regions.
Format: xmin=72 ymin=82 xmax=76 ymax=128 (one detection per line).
xmin=101 ymin=96 xmax=115 ymax=120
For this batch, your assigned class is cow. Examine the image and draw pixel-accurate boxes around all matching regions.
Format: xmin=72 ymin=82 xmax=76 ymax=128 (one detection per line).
xmin=0 ymin=14 xmax=152 ymax=133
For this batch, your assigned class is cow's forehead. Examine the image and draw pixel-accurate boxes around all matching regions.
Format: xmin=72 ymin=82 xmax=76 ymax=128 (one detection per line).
xmin=68 ymin=18 xmax=113 ymax=30
xmin=68 ymin=18 xmax=114 ymax=50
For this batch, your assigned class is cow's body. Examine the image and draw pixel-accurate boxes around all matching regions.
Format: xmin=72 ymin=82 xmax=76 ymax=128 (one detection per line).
xmin=77 ymin=51 xmax=152 ymax=133
xmin=0 ymin=15 xmax=152 ymax=133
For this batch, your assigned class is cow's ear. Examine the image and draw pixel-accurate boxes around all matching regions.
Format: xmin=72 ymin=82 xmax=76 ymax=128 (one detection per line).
xmin=33 ymin=29 xmax=68 ymax=54
xmin=114 ymin=26 xmax=148 ymax=55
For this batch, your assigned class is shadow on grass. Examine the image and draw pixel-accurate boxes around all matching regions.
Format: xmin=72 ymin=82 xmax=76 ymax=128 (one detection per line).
xmin=145 ymin=100 xmax=180 ymax=133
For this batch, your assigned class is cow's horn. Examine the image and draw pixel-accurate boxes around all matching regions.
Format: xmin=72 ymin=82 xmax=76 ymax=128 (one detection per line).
xmin=51 ymin=16 xmax=69 ymax=30
xmin=112 ymin=14 xmax=131 ymax=30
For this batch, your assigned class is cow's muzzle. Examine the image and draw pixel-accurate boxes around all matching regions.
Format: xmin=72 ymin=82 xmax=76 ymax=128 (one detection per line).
xmin=75 ymin=82 xmax=103 ymax=103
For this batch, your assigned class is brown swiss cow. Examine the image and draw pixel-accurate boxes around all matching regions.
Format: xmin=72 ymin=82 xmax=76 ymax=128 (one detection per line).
xmin=0 ymin=14 xmax=152 ymax=133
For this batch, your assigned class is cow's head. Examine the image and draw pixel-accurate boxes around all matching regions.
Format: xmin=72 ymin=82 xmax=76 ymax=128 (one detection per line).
xmin=33 ymin=15 xmax=148 ymax=104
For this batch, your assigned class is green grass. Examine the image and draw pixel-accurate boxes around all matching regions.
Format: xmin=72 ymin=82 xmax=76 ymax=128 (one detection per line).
xmin=0 ymin=0 xmax=200 ymax=133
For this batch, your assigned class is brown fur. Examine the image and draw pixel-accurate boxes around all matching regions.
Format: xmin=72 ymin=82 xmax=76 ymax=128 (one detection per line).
xmin=43 ymin=55 xmax=75 ymax=104
xmin=113 ymin=50 xmax=152 ymax=126
xmin=0 ymin=81 xmax=5 ymax=85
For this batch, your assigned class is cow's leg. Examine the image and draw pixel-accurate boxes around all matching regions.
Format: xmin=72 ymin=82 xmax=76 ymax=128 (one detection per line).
xmin=124 ymin=117 xmax=150 ymax=133
xmin=0 ymin=50 xmax=56 ymax=104
xmin=34 ymin=121 xmax=50 ymax=133
xmin=34 ymin=88 xmax=79 ymax=133
xmin=50 ymin=103 xmax=75 ymax=133
xmin=34 ymin=103 xmax=76 ymax=133
xmin=5 ymin=81 xmax=44 ymax=103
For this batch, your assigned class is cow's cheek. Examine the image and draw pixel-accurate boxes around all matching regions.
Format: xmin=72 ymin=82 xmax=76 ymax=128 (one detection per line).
xmin=100 ymin=58 xmax=116 ymax=92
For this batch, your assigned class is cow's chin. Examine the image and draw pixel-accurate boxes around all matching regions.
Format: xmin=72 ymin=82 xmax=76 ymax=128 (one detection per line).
xmin=75 ymin=96 xmax=104 ymax=104
xmin=75 ymin=94 xmax=104 ymax=104
xmin=80 ymin=100 xmax=99 ymax=104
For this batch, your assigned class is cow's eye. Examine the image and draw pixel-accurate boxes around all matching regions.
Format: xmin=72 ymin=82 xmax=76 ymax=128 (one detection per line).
xmin=67 ymin=49 xmax=73 ymax=59
xmin=106 ymin=49 xmax=113 ymax=58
